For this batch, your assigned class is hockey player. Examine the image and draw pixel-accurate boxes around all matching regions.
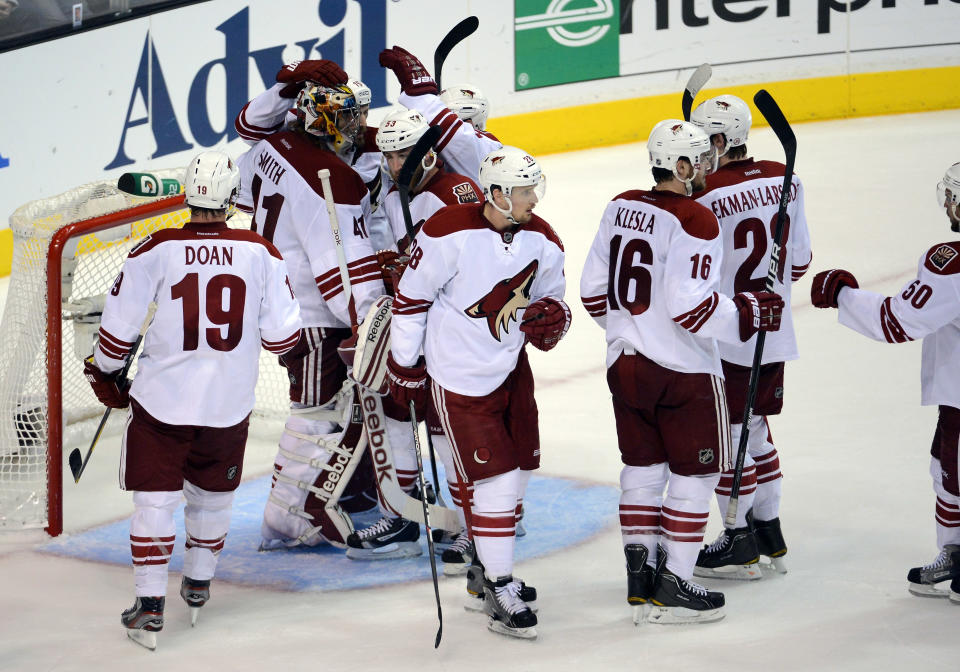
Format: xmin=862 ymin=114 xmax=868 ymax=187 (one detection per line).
xmin=580 ymin=120 xmax=785 ymax=624
xmin=387 ymin=146 xmax=569 ymax=639
xmin=810 ymin=161 xmax=960 ymax=602
xmin=379 ymin=46 xmax=502 ymax=181
xmin=689 ymin=95 xmax=812 ymax=578
xmin=82 ymin=150 xmax=302 ymax=649
xmin=239 ymin=83 xmax=410 ymax=556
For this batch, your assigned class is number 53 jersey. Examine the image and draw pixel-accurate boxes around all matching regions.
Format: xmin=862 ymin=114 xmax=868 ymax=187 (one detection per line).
xmin=580 ymin=189 xmax=746 ymax=376
xmin=95 ymin=222 xmax=302 ymax=427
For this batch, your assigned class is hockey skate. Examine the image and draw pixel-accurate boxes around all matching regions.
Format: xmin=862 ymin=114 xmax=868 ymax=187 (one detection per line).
xmin=180 ymin=577 xmax=210 ymax=626
xmin=465 ymin=559 xmax=538 ymax=613
xmin=693 ymin=527 xmax=762 ymax=580
xmin=907 ymin=545 xmax=960 ymax=597
xmin=625 ymin=544 xmax=655 ymax=625
xmin=121 ymin=596 xmax=164 ymax=650
xmin=441 ymin=530 xmax=474 ymax=576
xmin=482 ymin=576 xmax=538 ymax=640
xmin=345 ymin=515 xmax=422 ymax=560
xmin=432 ymin=528 xmax=461 ymax=553
xmin=749 ymin=511 xmax=788 ymax=574
xmin=649 ymin=547 xmax=725 ymax=624
xmin=950 ymin=577 xmax=960 ymax=604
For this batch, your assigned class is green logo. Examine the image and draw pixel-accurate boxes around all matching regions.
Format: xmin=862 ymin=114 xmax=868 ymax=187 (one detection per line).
xmin=514 ymin=0 xmax=620 ymax=90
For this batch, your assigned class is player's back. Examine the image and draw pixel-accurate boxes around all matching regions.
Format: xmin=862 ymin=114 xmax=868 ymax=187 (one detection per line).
xmin=696 ymin=159 xmax=811 ymax=365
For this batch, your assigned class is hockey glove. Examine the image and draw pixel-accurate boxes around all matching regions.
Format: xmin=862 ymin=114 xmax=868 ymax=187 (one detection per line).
xmin=811 ymin=269 xmax=859 ymax=309
xmin=732 ymin=291 xmax=784 ymax=342
xmin=276 ymin=59 xmax=348 ymax=98
xmin=386 ymin=352 xmax=429 ymax=418
xmin=378 ymin=46 xmax=438 ymax=96
xmin=520 ymin=297 xmax=572 ymax=352
xmin=376 ymin=249 xmax=409 ymax=297
xmin=83 ymin=356 xmax=130 ymax=409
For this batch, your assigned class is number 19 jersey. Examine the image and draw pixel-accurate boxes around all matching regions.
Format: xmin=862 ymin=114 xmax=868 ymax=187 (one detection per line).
xmin=580 ymin=189 xmax=745 ymax=376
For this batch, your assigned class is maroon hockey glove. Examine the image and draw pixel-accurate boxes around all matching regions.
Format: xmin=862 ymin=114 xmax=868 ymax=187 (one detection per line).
xmin=83 ymin=357 xmax=130 ymax=409
xmin=386 ymin=352 xmax=429 ymax=418
xmin=276 ymin=59 xmax=348 ymax=98
xmin=811 ymin=269 xmax=859 ymax=309
xmin=520 ymin=297 xmax=572 ymax=352
xmin=378 ymin=46 xmax=438 ymax=96
xmin=732 ymin=291 xmax=784 ymax=342
xmin=376 ymin=249 xmax=409 ymax=297
xmin=337 ymin=333 xmax=358 ymax=369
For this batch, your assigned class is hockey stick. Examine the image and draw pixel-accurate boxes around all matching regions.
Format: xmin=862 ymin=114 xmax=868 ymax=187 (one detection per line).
xmin=410 ymin=399 xmax=443 ymax=649
xmin=682 ymin=63 xmax=712 ymax=122
xmin=434 ymin=15 xmax=479 ymax=91
xmin=318 ymin=168 xmax=359 ymax=330
xmin=724 ymin=90 xmax=797 ymax=527
xmin=69 ymin=333 xmax=143 ymax=483
xmin=396 ymin=125 xmax=446 ymax=504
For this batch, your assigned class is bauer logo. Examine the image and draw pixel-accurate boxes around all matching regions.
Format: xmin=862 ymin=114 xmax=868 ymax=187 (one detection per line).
xmin=514 ymin=0 xmax=619 ymax=90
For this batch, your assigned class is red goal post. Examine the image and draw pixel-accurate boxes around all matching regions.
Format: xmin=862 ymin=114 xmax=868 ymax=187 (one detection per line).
xmin=0 ymin=174 xmax=289 ymax=537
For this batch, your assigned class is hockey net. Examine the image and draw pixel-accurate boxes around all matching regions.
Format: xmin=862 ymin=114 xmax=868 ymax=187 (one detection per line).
xmin=0 ymin=170 xmax=289 ymax=536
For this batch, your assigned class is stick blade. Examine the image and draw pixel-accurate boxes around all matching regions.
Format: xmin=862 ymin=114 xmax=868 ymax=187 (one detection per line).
xmin=434 ymin=15 xmax=479 ymax=87
xmin=753 ymin=89 xmax=797 ymax=163
xmin=68 ymin=448 xmax=83 ymax=482
xmin=397 ymin=125 xmax=443 ymax=191
xmin=682 ymin=63 xmax=712 ymax=121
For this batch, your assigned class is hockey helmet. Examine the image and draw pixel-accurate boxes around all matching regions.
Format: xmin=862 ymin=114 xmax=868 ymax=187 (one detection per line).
xmin=440 ymin=84 xmax=490 ymax=131
xmin=690 ymin=94 xmax=752 ymax=157
xmin=295 ymin=83 xmax=361 ymax=152
xmin=183 ymin=150 xmax=240 ymax=215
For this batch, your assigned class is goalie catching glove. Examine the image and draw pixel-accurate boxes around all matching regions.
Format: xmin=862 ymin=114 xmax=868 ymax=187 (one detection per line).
xmin=520 ymin=297 xmax=571 ymax=351
xmin=83 ymin=356 xmax=130 ymax=409
xmin=276 ymin=59 xmax=348 ymax=98
xmin=732 ymin=291 xmax=784 ymax=341
xmin=378 ymin=46 xmax=438 ymax=96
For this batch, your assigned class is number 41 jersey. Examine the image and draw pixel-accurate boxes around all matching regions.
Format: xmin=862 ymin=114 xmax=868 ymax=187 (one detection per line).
xmin=580 ymin=189 xmax=745 ymax=376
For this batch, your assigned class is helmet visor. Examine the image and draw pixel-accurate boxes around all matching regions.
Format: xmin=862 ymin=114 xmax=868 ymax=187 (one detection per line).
xmin=937 ymin=180 xmax=957 ymax=209
xmin=694 ymin=145 xmax=718 ymax=176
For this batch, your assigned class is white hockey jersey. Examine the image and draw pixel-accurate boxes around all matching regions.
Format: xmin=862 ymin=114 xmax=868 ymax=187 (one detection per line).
xmin=695 ymin=159 xmax=812 ymax=366
xmin=580 ymin=189 xmax=747 ymax=375
xmin=381 ymin=166 xmax=483 ymax=247
xmin=399 ymin=92 xmax=502 ymax=180
xmin=240 ymin=131 xmax=384 ymax=329
xmin=838 ymin=241 xmax=960 ymax=408
xmin=94 ymin=222 xmax=302 ymax=427
xmin=391 ymin=204 xmax=565 ymax=396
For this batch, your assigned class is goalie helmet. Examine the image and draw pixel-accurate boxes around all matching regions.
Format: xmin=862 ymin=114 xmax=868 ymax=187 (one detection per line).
xmin=440 ymin=84 xmax=490 ymax=131
xmin=937 ymin=161 xmax=960 ymax=230
xmin=183 ymin=150 xmax=240 ymax=214
xmin=479 ymin=146 xmax=546 ymax=219
xmin=295 ymin=83 xmax=360 ymax=152
xmin=690 ymin=95 xmax=752 ymax=156
xmin=347 ymin=78 xmax=372 ymax=109
xmin=648 ymin=119 xmax=717 ymax=194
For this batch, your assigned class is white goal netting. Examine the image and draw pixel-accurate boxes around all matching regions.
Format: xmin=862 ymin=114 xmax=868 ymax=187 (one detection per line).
xmin=0 ymin=170 xmax=289 ymax=535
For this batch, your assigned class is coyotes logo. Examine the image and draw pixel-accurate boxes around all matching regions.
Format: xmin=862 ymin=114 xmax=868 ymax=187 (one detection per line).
xmin=464 ymin=260 xmax=538 ymax=341
xmin=715 ymin=101 xmax=731 ymax=110
xmin=930 ymin=244 xmax=958 ymax=271
xmin=490 ymin=155 xmax=505 ymax=165
xmin=670 ymin=123 xmax=685 ymax=135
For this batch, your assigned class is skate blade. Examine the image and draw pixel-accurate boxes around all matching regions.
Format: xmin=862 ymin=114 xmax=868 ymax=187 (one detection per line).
xmin=631 ymin=603 xmax=650 ymax=626
xmin=487 ymin=617 xmax=537 ymax=640
xmin=464 ymin=593 xmax=485 ymax=613
xmin=345 ymin=542 xmax=422 ymax=560
xmin=189 ymin=607 xmax=200 ymax=627
xmin=759 ymin=556 xmax=787 ymax=574
xmin=648 ymin=605 xmax=725 ymax=625
xmin=693 ymin=562 xmax=762 ymax=581
xmin=443 ymin=562 xmax=470 ymax=577
xmin=950 ymin=590 xmax=960 ymax=604
xmin=126 ymin=629 xmax=157 ymax=650
xmin=908 ymin=582 xmax=953 ymax=598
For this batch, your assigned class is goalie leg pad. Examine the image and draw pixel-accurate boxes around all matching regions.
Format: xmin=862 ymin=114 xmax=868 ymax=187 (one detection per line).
xmin=353 ymin=295 xmax=393 ymax=394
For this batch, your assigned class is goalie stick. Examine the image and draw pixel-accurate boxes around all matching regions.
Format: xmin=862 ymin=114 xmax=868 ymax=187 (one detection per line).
xmin=724 ymin=89 xmax=797 ymax=527
xmin=434 ymin=15 xmax=479 ymax=91
xmin=682 ymin=63 xmax=712 ymax=122
xmin=318 ymin=168 xmax=358 ymax=330
xmin=410 ymin=399 xmax=443 ymax=649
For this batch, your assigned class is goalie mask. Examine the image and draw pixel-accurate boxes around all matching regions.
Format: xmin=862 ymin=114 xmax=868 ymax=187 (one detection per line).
xmin=647 ymin=119 xmax=717 ymax=195
xmin=937 ymin=161 xmax=960 ymax=231
xmin=440 ymin=84 xmax=490 ymax=131
xmin=479 ymin=146 xmax=546 ymax=223
xmin=376 ymin=107 xmax=437 ymax=185
xmin=690 ymin=95 xmax=752 ymax=157
xmin=295 ymin=83 xmax=361 ymax=152
xmin=183 ymin=150 xmax=240 ymax=216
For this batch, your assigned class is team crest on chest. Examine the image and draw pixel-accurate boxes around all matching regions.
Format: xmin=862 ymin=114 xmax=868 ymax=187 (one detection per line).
xmin=464 ymin=260 xmax=538 ymax=341
xmin=452 ymin=182 xmax=479 ymax=204
xmin=930 ymin=245 xmax=957 ymax=271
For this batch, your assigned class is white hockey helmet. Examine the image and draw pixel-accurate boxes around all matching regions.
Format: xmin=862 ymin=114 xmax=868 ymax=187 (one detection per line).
xmin=440 ymin=84 xmax=490 ymax=131
xmin=690 ymin=95 xmax=752 ymax=156
xmin=479 ymin=146 xmax=546 ymax=219
xmin=183 ymin=150 xmax=240 ymax=214
xmin=347 ymin=78 xmax=371 ymax=109
xmin=648 ymin=119 xmax=717 ymax=193
xmin=376 ymin=107 xmax=430 ymax=153
xmin=937 ymin=161 xmax=960 ymax=228
xmin=295 ymin=83 xmax=360 ymax=151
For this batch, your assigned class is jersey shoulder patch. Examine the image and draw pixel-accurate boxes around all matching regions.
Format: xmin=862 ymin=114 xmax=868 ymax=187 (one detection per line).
xmin=924 ymin=242 xmax=960 ymax=275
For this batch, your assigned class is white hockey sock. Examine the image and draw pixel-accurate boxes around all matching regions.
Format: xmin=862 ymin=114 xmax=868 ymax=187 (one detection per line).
xmin=183 ymin=480 xmax=234 ymax=581
xmin=750 ymin=417 xmax=783 ymax=521
xmin=619 ymin=463 xmax=668 ymax=566
xmin=130 ymin=490 xmax=181 ymax=597
xmin=516 ymin=469 xmax=532 ymax=525
xmin=472 ymin=469 xmax=521 ymax=579
xmin=715 ymin=424 xmax=756 ymax=528
xmin=931 ymin=457 xmax=960 ymax=548
xmin=661 ymin=472 xmax=718 ymax=581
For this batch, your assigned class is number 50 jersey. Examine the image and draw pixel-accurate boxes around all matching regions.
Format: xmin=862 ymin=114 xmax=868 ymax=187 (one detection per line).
xmin=580 ymin=189 xmax=746 ymax=376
